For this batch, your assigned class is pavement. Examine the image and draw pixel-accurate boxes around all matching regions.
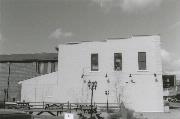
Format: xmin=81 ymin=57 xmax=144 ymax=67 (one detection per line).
xmin=32 ymin=108 xmax=180 ymax=119
xmin=0 ymin=109 xmax=32 ymax=119
xmin=142 ymin=108 xmax=180 ymax=119
xmin=0 ymin=109 xmax=27 ymax=114
xmin=1 ymin=108 xmax=180 ymax=119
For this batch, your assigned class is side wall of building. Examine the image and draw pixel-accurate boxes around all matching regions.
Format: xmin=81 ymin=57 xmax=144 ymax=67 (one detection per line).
xmin=0 ymin=62 xmax=38 ymax=101
xmin=56 ymin=36 xmax=164 ymax=112
xmin=0 ymin=61 xmax=58 ymax=102
xmin=20 ymin=72 xmax=58 ymax=102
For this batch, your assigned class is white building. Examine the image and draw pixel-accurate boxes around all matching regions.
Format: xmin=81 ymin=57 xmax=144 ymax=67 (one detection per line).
xmin=20 ymin=35 xmax=164 ymax=112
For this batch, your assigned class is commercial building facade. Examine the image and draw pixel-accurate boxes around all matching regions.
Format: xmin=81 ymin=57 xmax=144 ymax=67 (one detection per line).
xmin=21 ymin=35 xmax=164 ymax=112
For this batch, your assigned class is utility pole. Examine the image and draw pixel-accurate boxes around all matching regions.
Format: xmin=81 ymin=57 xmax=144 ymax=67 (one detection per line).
xmin=7 ymin=62 xmax=11 ymax=102
xmin=4 ymin=89 xmax=7 ymax=108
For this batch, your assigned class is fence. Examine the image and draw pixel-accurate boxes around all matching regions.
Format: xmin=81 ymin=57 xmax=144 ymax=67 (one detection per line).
xmin=18 ymin=101 xmax=119 ymax=110
xmin=4 ymin=101 xmax=120 ymax=116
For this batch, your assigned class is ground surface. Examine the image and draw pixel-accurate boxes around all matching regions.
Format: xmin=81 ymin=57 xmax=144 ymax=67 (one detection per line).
xmin=0 ymin=109 xmax=26 ymax=114
xmin=0 ymin=109 xmax=32 ymax=119
xmin=32 ymin=109 xmax=180 ymax=119
xmin=142 ymin=108 xmax=180 ymax=119
xmin=1 ymin=108 xmax=179 ymax=119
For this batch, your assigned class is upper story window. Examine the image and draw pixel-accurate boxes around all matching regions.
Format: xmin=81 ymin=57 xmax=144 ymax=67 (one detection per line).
xmin=91 ymin=53 xmax=98 ymax=71
xmin=138 ymin=52 xmax=146 ymax=70
xmin=51 ymin=61 xmax=58 ymax=72
xmin=37 ymin=62 xmax=48 ymax=74
xmin=114 ymin=53 xmax=122 ymax=71
xmin=36 ymin=61 xmax=58 ymax=74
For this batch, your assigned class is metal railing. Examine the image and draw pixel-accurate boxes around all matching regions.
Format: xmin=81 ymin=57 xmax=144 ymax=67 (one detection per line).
xmin=5 ymin=101 xmax=120 ymax=111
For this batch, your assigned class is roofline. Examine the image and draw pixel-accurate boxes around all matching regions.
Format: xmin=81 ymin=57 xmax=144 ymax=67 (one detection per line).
xmin=0 ymin=60 xmax=58 ymax=63
xmin=59 ymin=34 xmax=160 ymax=45
xmin=107 ymin=34 xmax=160 ymax=40
xmin=0 ymin=53 xmax=58 ymax=63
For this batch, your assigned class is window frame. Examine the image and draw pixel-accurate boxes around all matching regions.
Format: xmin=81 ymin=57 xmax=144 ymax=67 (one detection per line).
xmin=91 ymin=53 xmax=99 ymax=71
xmin=114 ymin=53 xmax=122 ymax=71
xmin=138 ymin=52 xmax=147 ymax=70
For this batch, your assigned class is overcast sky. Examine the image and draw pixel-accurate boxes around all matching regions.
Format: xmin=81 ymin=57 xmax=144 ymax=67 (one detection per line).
xmin=0 ymin=0 xmax=180 ymax=76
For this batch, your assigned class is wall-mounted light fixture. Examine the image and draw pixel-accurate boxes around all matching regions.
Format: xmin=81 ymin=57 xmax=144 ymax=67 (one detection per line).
xmin=154 ymin=73 xmax=158 ymax=82
xmin=107 ymin=79 xmax=110 ymax=83
xmin=105 ymin=73 xmax=108 ymax=78
xmin=129 ymin=74 xmax=135 ymax=83
xmin=131 ymin=80 xmax=135 ymax=83
xmin=81 ymin=73 xmax=87 ymax=83
xmin=105 ymin=73 xmax=110 ymax=83
xmin=81 ymin=74 xmax=84 ymax=79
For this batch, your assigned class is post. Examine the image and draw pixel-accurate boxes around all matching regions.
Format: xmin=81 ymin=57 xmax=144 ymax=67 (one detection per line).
xmin=107 ymin=96 xmax=108 ymax=112
xmin=87 ymin=80 xmax=97 ymax=119
xmin=90 ymin=88 xmax=94 ymax=118
xmin=7 ymin=62 xmax=11 ymax=101
xmin=67 ymin=101 xmax=69 ymax=111
xmin=4 ymin=89 xmax=6 ymax=109
xmin=43 ymin=101 xmax=44 ymax=109
xmin=105 ymin=90 xmax=109 ymax=112
xmin=70 ymin=103 xmax=71 ymax=113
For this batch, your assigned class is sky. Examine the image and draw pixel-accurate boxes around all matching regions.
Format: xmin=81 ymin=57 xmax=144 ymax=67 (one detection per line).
xmin=0 ymin=0 xmax=179 ymax=76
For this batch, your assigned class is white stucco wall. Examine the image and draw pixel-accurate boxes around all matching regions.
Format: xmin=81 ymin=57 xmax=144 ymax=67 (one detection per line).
xmin=56 ymin=35 xmax=164 ymax=112
xmin=20 ymin=72 xmax=58 ymax=102
xmin=20 ymin=35 xmax=164 ymax=112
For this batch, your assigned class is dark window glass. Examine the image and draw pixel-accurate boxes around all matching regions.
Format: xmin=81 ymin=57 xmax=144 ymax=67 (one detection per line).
xmin=50 ymin=62 xmax=58 ymax=72
xmin=51 ymin=62 xmax=55 ymax=72
xmin=43 ymin=62 xmax=48 ymax=74
xmin=114 ymin=53 xmax=122 ymax=71
xmin=91 ymin=54 xmax=98 ymax=71
xmin=163 ymin=75 xmax=176 ymax=88
xmin=36 ymin=62 xmax=39 ymax=73
xmin=36 ymin=62 xmax=48 ymax=74
xmin=138 ymin=52 xmax=146 ymax=70
xmin=55 ymin=62 xmax=58 ymax=71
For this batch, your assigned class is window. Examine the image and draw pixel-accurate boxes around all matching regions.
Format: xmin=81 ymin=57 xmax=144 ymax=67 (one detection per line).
xmin=36 ymin=62 xmax=48 ymax=74
xmin=51 ymin=61 xmax=58 ymax=72
xmin=114 ymin=53 xmax=122 ymax=71
xmin=138 ymin=52 xmax=146 ymax=70
xmin=163 ymin=75 xmax=176 ymax=88
xmin=51 ymin=62 xmax=55 ymax=72
xmin=91 ymin=53 xmax=98 ymax=71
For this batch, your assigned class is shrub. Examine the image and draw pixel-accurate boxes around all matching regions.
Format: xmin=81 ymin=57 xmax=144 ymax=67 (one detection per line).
xmin=126 ymin=109 xmax=135 ymax=119
xmin=107 ymin=109 xmax=116 ymax=113
xmin=107 ymin=102 xmax=147 ymax=119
